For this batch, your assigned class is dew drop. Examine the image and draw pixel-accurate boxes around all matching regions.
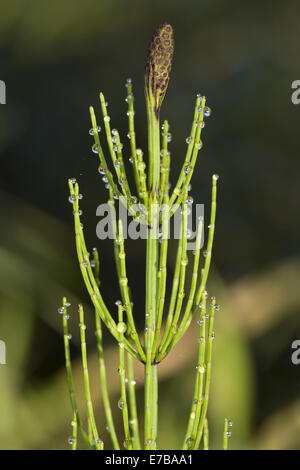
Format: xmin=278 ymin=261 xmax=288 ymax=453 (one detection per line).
xmin=89 ymin=126 xmax=101 ymax=135
xmin=92 ymin=144 xmax=99 ymax=154
xmin=204 ymin=106 xmax=212 ymax=117
xmin=184 ymin=164 xmax=192 ymax=175
xmin=68 ymin=195 xmax=76 ymax=204
xmin=117 ymin=322 xmax=127 ymax=334
xmin=58 ymin=307 xmax=64 ymax=315
xmin=138 ymin=161 xmax=146 ymax=172
xmin=186 ymin=437 xmax=195 ymax=448
xmin=118 ymin=399 xmax=124 ymax=410
xmin=123 ymin=439 xmax=132 ymax=449
xmin=186 ymin=229 xmax=193 ymax=239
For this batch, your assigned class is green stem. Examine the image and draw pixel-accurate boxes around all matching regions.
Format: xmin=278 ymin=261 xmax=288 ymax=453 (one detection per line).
xmin=127 ymin=353 xmax=141 ymax=450
xmin=78 ymin=304 xmax=103 ymax=449
xmin=223 ymin=419 xmax=229 ymax=450
xmin=203 ymin=419 xmax=209 ymax=450
xmin=93 ymin=247 xmax=120 ymax=450
xmin=194 ymin=297 xmax=216 ymax=449
xmin=144 ymin=86 xmax=160 ymax=450
xmin=61 ymin=298 xmax=92 ymax=450
xmin=95 ymin=312 xmax=120 ymax=449
xmin=71 ymin=412 xmax=78 ymax=450
xmin=117 ymin=305 xmax=132 ymax=450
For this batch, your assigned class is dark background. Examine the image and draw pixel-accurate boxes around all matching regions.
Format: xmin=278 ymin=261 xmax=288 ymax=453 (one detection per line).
xmin=0 ymin=0 xmax=299 ymax=449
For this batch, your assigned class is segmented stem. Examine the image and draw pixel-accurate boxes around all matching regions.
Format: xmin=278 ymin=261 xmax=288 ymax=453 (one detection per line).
xmin=194 ymin=297 xmax=216 ymax=449
xmin=78 ymin=304 xmax=103 ymax=450
xmin=62 ymin=298 xmax=92 ymax=449
xmin=93 ymin=248 xmax=120 ymax=450
xmin=117 ymin=304 xmax=132 ymax=450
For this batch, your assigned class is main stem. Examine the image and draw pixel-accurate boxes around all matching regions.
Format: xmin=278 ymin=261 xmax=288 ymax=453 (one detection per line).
xmin=144 ymin=89 xmax=160 ymax=449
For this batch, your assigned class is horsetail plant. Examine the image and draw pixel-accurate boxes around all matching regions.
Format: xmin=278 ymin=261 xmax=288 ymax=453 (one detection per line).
xmin=61 ymin=22 xmax=231 ymax=450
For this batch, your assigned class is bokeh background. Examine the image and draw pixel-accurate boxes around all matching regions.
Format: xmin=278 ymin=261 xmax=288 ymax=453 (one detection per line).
xmin=0 ymin=0 xmax=299 ymax=449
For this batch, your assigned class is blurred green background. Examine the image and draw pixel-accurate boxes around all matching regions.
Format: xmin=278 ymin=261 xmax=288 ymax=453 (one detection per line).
xmin=0 ymin=0 xmax=299 ymax=449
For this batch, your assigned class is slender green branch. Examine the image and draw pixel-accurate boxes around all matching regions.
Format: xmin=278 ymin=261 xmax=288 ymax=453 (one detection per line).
xmin=156 ymin=192 xmax=188 ymax=361
xmin=117 ymin=219 xmax=146 ymax=361
xmin=126 ymin=80 xmax=143 ymax=199
xmin=203 ymin=419 xmax=209 ymax=450
xmin=159 ymin=120 xmax=170 ymax=205
xmin=93 ymin=247 xmax=120 ymax=450
xmin=70 ymin=412 xmax=78 ymax=450
xmin=182 ymin=294 xmax=206 ymax=449
xmin=61 ymin=297 xmax=92 ymax=449
xmin=194 ymin=297 xmax=216 ymax=449
xmin=151 ymin=196 xmax=169 ymax=361
xmin=168 ymin=95 xmax=202 ymax=208
xmin=127 ymin=353 xmax=141 ymax=450
xmin=163 ymin=217 xmax=203 ymax=357
xmin=68 ymin=179 xmax=140 ymax=360
xmin=99 ymin=92 xmax=133 ymax=200
xmin=158 ymin=228 xmax=182 ymax=352
xmin=169 ymin=99 xmax=206 ymax=218
xmin=168 ymin=173 xmax=218 ymax=348
xmin=117 ymin=304 xmax=132 ymax=450
xmin=89 ymin=106 xmax=122 ymax=200
xmin=78 ymin=304 xmax=103 ymax=450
